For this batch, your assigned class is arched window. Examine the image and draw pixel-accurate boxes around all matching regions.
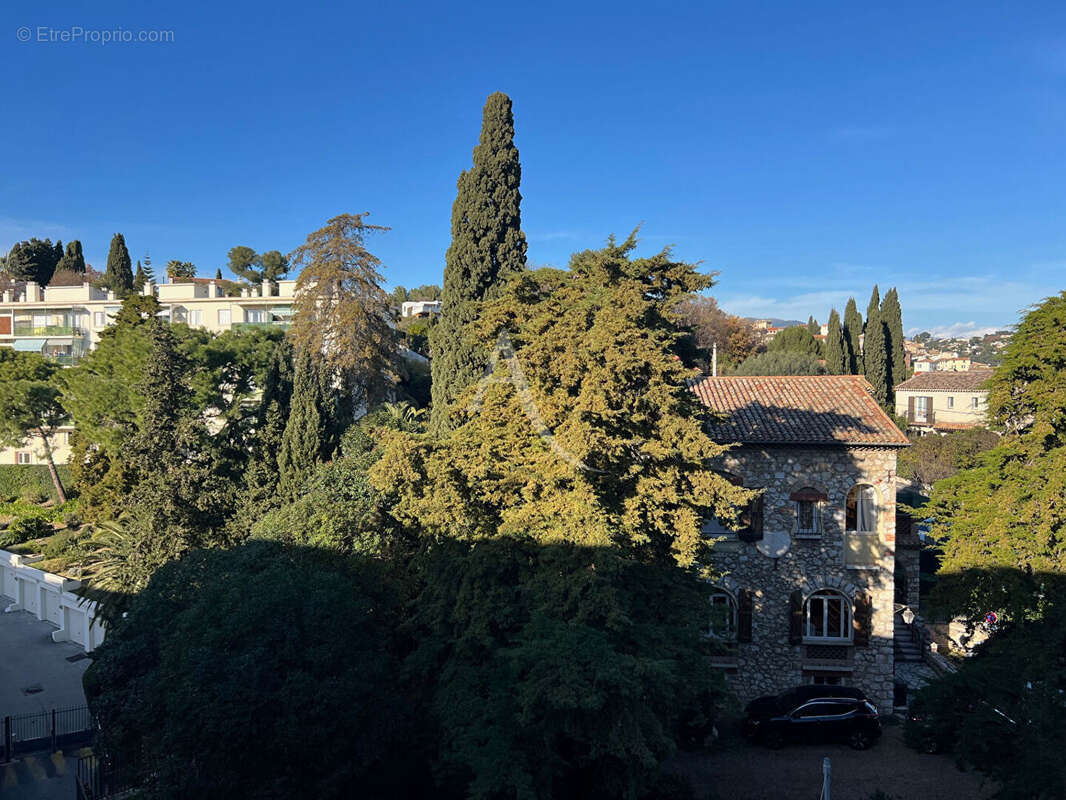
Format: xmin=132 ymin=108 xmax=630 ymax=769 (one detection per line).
xmin=709 ymin=590 xmax=738 ymax=639
xmin=804 ymin=589 xmax=851 ymax=641
xmin=845 ymin=484 xmax=878 ymax=533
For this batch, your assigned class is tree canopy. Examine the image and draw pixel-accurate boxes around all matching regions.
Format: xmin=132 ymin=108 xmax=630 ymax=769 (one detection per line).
xmin=102 ymin=233 xmax=134 ymax=296
xmin=926 ymin=292 xmax=1066 ymax=621
xmin=765 ymin=324 xmax=822 ymax=357
xmin=4 ymin=238 xmax=62 ymax=284
xmin=227 ymin=246 xmax=289 ymax=284
xmin=372 ymin=233 xmax=751 ymax=567
xmin=732 ymin=350 xmax=827 ymax=376
xmin=824 ymin=309 xmax=847 ymax=375
xmin=0 ymin=351 xmax=68 ymax=501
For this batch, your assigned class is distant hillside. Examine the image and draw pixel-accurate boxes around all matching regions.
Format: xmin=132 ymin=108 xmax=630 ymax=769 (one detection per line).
xmin=743 ymin=317 xmax=805 ymax=328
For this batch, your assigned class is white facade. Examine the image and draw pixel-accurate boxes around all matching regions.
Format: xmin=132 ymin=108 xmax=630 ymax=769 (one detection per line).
xmin=1 ymin=549 xmax=106 ymax=652
xmin=400 ymin=300 xmax=441 ymax=318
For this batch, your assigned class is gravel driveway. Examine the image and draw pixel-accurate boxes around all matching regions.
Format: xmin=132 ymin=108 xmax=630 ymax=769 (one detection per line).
xmin=669 ymin=723 xmax=996 ymax=800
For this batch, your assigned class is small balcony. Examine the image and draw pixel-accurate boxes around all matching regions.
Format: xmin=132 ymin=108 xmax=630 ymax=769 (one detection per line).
xmin=13 ymin=324 xmax=80 ymax=337
xmin=231 ymin=321 xmax=291 ymax=331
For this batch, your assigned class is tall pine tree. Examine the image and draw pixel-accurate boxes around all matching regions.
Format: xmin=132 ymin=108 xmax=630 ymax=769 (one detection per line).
xmin=277 ymin=349 xmax=327 ymax=499
xmin=881 ymin=287 xmax=907 ymax=389
xmin=863 ymin=299 xmax=890 ymax=407
xmin=864 ymin=284 xmax=881 ymax=371
xmin=843 ymin=298 xmax=863 ymax=375
xmin=824 ymin=309 xmax=847 ymax=375
xmin=430 ymin=92 xmax=527 ymax=432
xmin=103 ymin=233 xmax=134 ymax=297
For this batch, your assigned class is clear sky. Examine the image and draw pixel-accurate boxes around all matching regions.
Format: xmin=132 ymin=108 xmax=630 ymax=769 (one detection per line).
xmin=2 ymin=1 xmax=1064 ymax=336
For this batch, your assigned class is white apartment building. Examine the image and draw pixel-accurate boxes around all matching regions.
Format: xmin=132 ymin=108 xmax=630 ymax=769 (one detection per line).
xmin=0 ymin=278 xmax=298 ymax=466
xmin=400 ymin=300 xmax=442 ymax=318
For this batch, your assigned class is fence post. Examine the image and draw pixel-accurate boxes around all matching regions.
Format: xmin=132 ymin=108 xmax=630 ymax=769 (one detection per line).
xmin=51 ymin=708 xmax=57 ymax=752
xmin=3 ymin=716 xmax=10 ymax=763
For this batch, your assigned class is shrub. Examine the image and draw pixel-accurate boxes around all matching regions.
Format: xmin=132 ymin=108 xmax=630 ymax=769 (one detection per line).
xmin=9 ymin=514 xmax=53 ymax=542
xmin=20 ymin=485 xmax=49 ymax=504
xmin=0 ymin=465 xmax=73 ymax=503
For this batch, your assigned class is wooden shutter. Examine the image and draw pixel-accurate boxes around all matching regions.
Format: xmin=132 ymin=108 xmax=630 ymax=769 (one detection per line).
xmin=737 ymin=589 xmax=753 ymax=643
xmin=907 ymin=395 xmax=915 ymax=421
xmin=853 ymin=592 xmax=872 ymax=647
xmin=739 ymin=495 xmax=765 ymax=542
xmin=925 ymin=396 xmax=935 ymax=425
xmin=788 ymin=590 xmax=804 ymax=645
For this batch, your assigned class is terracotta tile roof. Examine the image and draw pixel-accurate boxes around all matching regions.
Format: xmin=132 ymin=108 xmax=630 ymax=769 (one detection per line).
xmin=687 ymin=375 xmax=909 ymax=446
xmin=895 ymin=370 xmax=994 ymax=392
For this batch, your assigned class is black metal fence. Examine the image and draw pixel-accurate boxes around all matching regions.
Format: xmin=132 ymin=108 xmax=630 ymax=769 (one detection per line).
xmin=75 ymin=752 xmax=132 ymax=800
xmin=1 ymin=705 xmax=94 ymax=761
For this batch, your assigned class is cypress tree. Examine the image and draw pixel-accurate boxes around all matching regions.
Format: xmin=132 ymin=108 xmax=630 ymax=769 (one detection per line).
xmin=239 ymin=340 xmax=295 ymax=518
xmin=133 ymin=261 xmax=147 ymax=291
xmin=215 ymin=267 xmax=223 ymax=280
xmin=843 ymin=297 xmax=863 ymax=375
xmin=807 ymin=315 xmax=819 ymax=336
xmin=863 ymin=302 xmax=890 ymax=407
xmin=881 ymin=287 xmax=907 ymax=389
xmin=57 ymin=240 xmax=86 ymax=274
xmin=824 ymin=309 xmax=847 ymax=375
xmin=104 ymin=233 xmax=134 ymax=297
xmin=277 ymin=349 xmax=326 ymax=499
xmin=430 ymin=92 xmax=527 ymax=432
xmin=130 ymin=321 xmax=190 ymax=475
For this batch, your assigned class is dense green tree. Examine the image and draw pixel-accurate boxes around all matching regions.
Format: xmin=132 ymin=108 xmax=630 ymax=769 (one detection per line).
xmin=807 ymin=315 xmax=818 ymax=335
xmin=881 ymin=287 xmax=907 ymax=389
xmin=843 ymin=297 xmax=863 ymax=375
xmin=277 ymin=349 xmax=328 ymax=500
xmin=0 ymin=351 xmax=69 ymax=501
xmin=83 ymin=542 xmax=419 ymax=800
xmin=863 ymin=299 xmax=889 ymax=406
xmin=926 ymin=292 xmax=1066 ymax=622
xmin=55 ymin=240 xmax=86 ymax=274
xmin=373 ymin=233 xmax=752 ymax=567
xmin=824 ymin=309 xmax=847 ymax=375
xmin=132 ymin=260 xmax=148 ymax=291
xmin=4 ymin=238 xmax=62 ymax=284
xmin=215 ymin=267 xmax=222 ymax=280
xmin=766 ymin=324 xmax=822 ymax=357
xmin=389 ymin=285 xmax=408 ymax=307
xmin=288 ymin=213 xmax=397 ymax=411
xmin=141 ymin=252 xmax=155 ymax=284
xmin=732 ymin=350 xmax=827 ymax=376
xmin=165 ymin=260 xmax=196 ymax=280
xmin=431 ymin=92 xmax=528 ymax=431
xmin=408 ymin=284 xmax=442 ymax=301
xmin=102 ymin=233 xmax=134 ymax=296
xmin=408 ymin=537 xmax=724 ymax=800
xmin=227 ymin=246 xmax=289 ymax=284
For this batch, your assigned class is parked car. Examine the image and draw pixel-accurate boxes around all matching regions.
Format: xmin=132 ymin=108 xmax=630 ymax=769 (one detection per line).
xmin=743 ymin=686 xmax=881 ymax=750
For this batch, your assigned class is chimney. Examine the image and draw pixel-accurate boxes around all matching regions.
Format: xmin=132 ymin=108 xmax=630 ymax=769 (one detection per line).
xmin=26 ymin=282 xmax=41 ymax=302
xmin=107 ymin=290 xmax=116 ymax=301
xmin=142 ymin=281 xmax=153 ymax=296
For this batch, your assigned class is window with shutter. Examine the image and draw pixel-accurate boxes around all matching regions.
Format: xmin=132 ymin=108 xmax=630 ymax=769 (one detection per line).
xmin=738 ymin=494 xmax=764 ymax=542
xmin=789 ymin=590 xmax=804 ymax=645
xmin=853 ymin=592 xmax=872 ymax=647
xmin=737 ymin=589 xmax=753 ymax=643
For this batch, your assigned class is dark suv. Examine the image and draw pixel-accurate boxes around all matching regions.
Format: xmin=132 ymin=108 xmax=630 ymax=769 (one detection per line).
xmin=743 ymin=686 xmax=882 ymax=750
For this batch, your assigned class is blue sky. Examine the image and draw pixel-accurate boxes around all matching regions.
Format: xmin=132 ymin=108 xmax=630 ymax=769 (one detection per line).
xmin=2 ymin=1 xmax=1064 ymax=336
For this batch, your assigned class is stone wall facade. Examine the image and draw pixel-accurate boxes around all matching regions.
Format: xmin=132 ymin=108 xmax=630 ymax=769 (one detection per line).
xmin=707 ymin=445 xmax=899 ymax=713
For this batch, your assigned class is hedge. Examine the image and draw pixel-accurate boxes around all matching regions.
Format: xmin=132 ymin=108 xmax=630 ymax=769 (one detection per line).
xmin=0 ymin=465 xmax=73 ymax=503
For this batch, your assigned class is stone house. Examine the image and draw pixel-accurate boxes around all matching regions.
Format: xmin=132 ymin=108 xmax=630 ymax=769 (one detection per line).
xmin=688 ymin=375 xmax=910 ymax=712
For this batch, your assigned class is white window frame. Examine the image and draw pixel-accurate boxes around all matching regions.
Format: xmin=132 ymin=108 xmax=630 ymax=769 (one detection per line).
xmin=218 ymin=308 xmax=231 ymax=326
xmin=245 ymin=309 xmax=267 ymax=324
xmin=915 ymin=396 xmax=930 ymax=422
xmin=971 ymin=396 xmax=979 ymax=409
xmin=93 ymin=311 xmax=106 ymax=327
xmin=708 ymin=590 xmax=738 ymax=640
xmin=188 ymin=309 xmax=203 ymax=326
xmin=803 ymin=590 xmax=852 ymax=643
xmin=845 ymin=484 xmax=878 ymax=533
xmin=947 ymin=396 xmax=954 ymax=408
xmin=16 ymin=451 xmax=32 ymax=465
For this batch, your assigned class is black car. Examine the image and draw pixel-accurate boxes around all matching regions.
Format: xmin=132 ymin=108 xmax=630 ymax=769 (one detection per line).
xmin=743 ymin=686 xmax=882 ymax=750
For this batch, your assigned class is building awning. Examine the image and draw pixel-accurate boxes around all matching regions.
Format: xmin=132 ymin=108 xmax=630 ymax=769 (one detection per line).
xmin=13 ymin=338 xmax=46 ymax=352
xmin=270 ymin=306 xmax=293 ymax=317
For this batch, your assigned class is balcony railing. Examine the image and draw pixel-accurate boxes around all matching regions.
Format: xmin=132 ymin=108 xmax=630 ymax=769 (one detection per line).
xmin=45 ymin=353 xmax=81 ymax=366
xmin=231 ymin=321 xmax=291 ymax=330
xmin=13 ymin=324 xmax=81 ymax=337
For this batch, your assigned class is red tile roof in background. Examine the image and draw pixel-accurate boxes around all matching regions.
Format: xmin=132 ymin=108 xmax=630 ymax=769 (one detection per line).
xmin=687 ymin=375 xmax=909 ymax=446
xmin=895 ymin=370 xmax=994 ymax=392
